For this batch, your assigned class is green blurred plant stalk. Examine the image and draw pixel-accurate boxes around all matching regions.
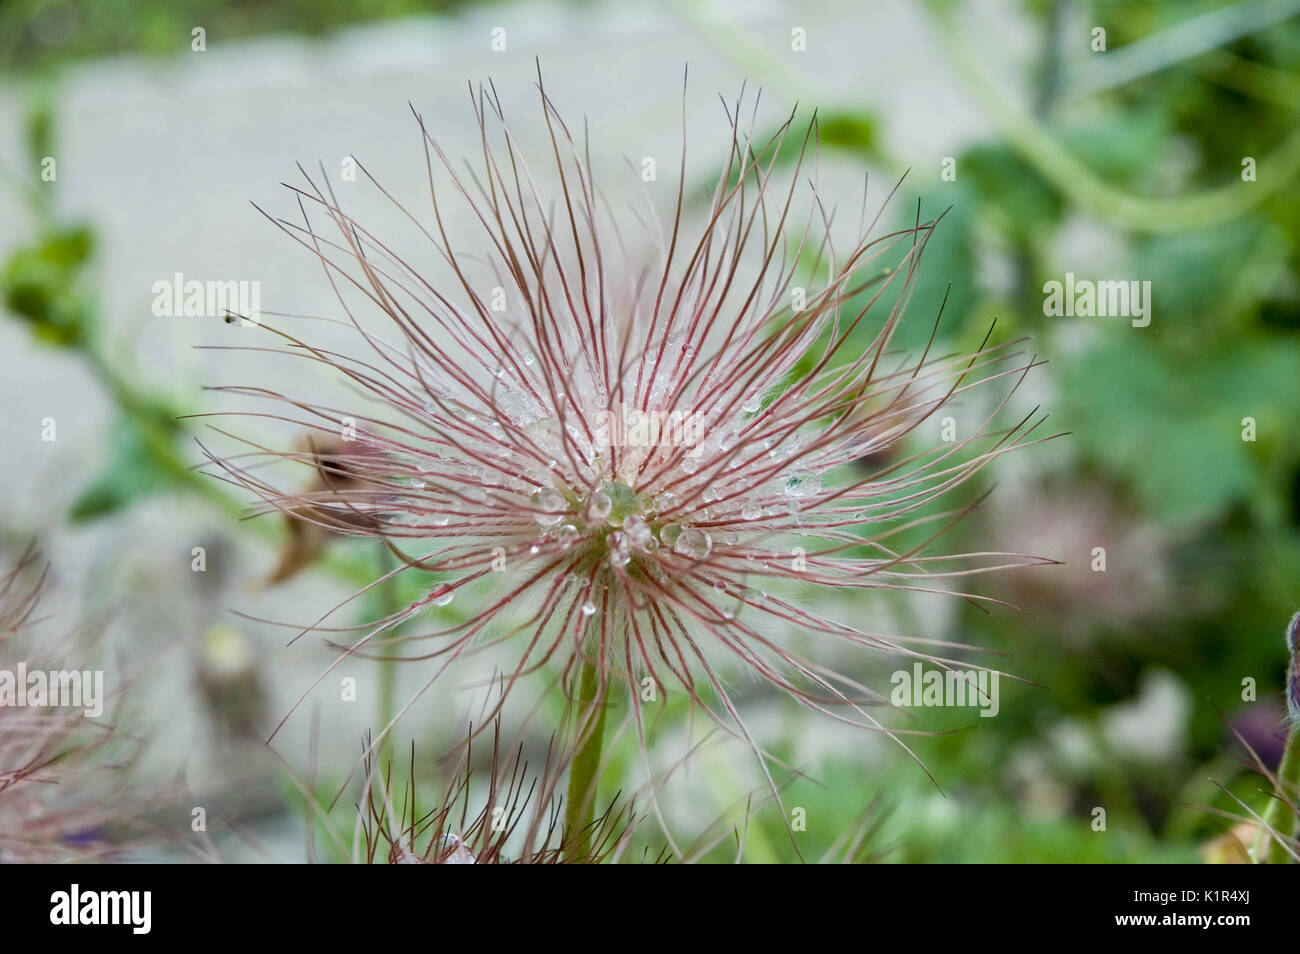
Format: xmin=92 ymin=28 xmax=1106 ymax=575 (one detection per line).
xmin=1256 ymin=725 xmax=1300 ymax=862
xmin=563 ymin=645 xmax=610 ymax=862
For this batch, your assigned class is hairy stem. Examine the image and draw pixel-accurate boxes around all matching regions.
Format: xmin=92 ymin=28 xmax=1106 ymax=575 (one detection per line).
xmin=563 ymin=653 xmax=610 ymax=862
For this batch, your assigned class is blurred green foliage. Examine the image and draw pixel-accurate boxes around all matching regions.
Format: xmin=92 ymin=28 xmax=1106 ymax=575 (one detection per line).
xmin=0 ymin=0 xmax=482 ymax=71
xmin=909 ymin=0 xmax=1300 ymax=862
xmin=2 ymin=222 xmax=93 ymax=346
xmin=695 ymin=0 xmax=1300 ymax=860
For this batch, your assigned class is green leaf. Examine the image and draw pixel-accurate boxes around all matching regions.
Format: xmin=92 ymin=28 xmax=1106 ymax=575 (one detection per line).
xmin=39 ymin=225 xmax=95 ymax=267
xmin=69 ymin=413 xmax=182 ymax=521
xmin=886 ymin=186 xmax=977 ymax=351
xmin=960 ymin=143 xmax=1062 ymax=242
xmin=1132 ymin=220 xmax=1264 ymax=324
xmin=1058 ymin=108 xmax=1172 ymax=183
xmin=816 ymin=112 xmax=877 ymax=155
xmin=1058 ymin=336 xmax=1300 ymax=525
xmin=2 ymin=224 xmax=96 ymax=347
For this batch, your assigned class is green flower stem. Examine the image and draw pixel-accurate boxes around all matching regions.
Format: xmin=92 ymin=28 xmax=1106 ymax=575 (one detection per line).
xmin=1259 ymin=723 xmax=1300 ymax=863
xmin=564 ymin=652 xmax=611 ymax=862
xmin=374 ymin=542 xmax=400 ymax=765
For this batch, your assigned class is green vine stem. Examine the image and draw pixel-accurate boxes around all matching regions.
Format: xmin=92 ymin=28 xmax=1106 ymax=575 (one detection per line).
xmin=669 ymin=0 xmax=1300 ymax=234
xmin=925 ymin=2 xmax=1300 ymax=234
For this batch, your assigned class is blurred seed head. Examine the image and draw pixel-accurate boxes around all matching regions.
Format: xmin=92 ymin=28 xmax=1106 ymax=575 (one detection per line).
xmin=986 ymin=480 xmax=1170 ymax=643
xmin=0 ymin=544 xmax=132 ymax=862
